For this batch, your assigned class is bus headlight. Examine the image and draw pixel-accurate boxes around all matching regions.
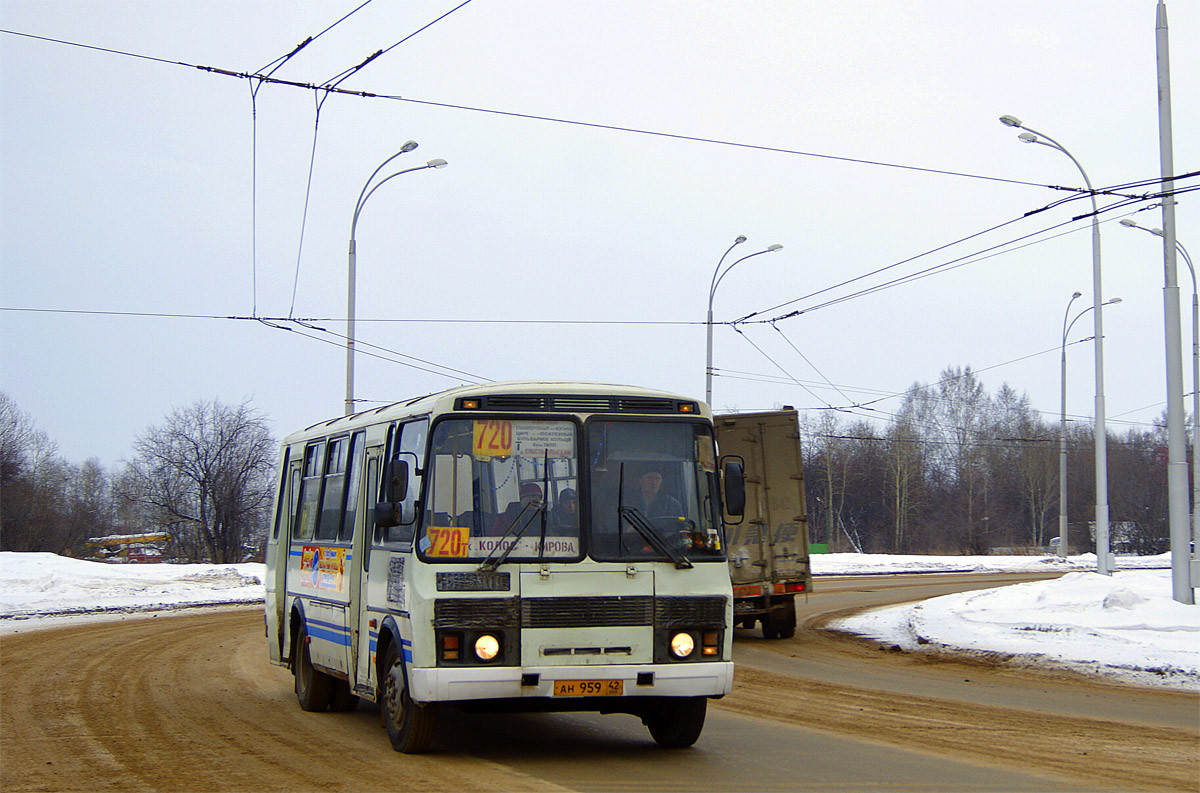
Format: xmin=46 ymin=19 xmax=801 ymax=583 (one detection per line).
xmin=669 ymin=631 xmax=695 ymax=659
xmin=474 ymin=634 xmax=501 ymax=661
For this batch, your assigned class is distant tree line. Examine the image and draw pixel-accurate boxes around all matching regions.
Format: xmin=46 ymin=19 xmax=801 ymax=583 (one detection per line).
xmin=1 ymin=393 xmax=275 ymax=563
xmin=799 ymin=366 xmax=1172 ymax=556
xmin=0 ymin=365 xmax=1173 ymax=561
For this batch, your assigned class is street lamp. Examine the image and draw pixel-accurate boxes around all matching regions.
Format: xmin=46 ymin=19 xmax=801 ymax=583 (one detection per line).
xmin=1001 ymin=114 xmax=1113 ymax=574
xmin=1121 ymin=218 xmax=1198 ymax=553
xmin=345 ymin=145 xmax=448 ymax=416
xmin=705 ymin=239 xmax=783 ymax=406
xmin=1060 ymin=293 xmax=1122 ymax=560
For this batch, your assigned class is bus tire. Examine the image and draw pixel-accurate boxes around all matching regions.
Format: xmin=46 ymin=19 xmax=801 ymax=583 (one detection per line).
xmin=330 ymin=679 xmax=359 ymax=712
xmin=294 ymin=623 xmax=332 ymax=712
xmin=645 ymin=696 xmax=706 ymax=748
xmin=380 ymin=641 xmax=435 ymax=753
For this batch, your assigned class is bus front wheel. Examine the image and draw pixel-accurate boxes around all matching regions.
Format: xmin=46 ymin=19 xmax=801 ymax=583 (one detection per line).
xmin=380 ymin=642 xmax=435 ymax=753
xmin=645 ymin=696 xmax=707 ymax=748
xmin=294 ymin=623 xmax=332 ymax=712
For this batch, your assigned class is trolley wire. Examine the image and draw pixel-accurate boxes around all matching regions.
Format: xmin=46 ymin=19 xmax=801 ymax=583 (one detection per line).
xmin=0 ymin=26 xmax=1145 ymax=196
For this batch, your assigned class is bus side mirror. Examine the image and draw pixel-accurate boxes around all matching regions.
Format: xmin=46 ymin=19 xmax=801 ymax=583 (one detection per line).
xmin=721 ymin=457 xmax=746 ymax=517
xmin=374 ymin=459 xmax=409 ymax=528
xmin=383 ymin=459 xmax=409 ymax=503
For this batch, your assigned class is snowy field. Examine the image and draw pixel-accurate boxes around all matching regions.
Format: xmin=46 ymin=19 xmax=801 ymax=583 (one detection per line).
xmin=1 ymin=551 xmax=1195 ymax=691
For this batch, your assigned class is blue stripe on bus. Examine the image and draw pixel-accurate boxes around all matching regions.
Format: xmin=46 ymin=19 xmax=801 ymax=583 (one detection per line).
xmin=366 ymin=630 xmax=412 ymax=664
xmin=305 ymin=617 xmax=351 ymax=647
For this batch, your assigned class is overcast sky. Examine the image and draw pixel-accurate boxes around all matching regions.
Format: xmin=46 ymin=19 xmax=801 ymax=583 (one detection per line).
xmin=2 ymin=1 xmax=1198 ymax=468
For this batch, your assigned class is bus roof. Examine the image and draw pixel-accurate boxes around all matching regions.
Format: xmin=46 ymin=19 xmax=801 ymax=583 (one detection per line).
xmin=281 ymin=380 xmax=711 ymax=446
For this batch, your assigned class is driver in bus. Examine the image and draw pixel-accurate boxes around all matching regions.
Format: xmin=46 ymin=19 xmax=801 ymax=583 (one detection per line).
xmin=628 ymin=466 xmax=683 ymax=519
xmin=550 ymin=488 xmax=578 ymax=529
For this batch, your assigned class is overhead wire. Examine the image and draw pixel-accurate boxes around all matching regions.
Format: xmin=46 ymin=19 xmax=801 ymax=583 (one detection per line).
xmin=1 ymin=26 xmax=1146 ymax=196
xmin=254 ymin=317 xmax=488 ymax=383
xmin=249 ymin=2 xmax=374 ymax=318
xmin=735 ymin=177 xmax=1198 ymax=326
xmin=2 ymin=24 xmax=1192 ymax=431
xmin=280 ymin=0 xmax=473 ymax=318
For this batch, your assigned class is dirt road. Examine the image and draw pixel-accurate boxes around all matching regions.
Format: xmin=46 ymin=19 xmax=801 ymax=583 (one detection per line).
xmin=2 ymin=575 xmax=1196 ymax=792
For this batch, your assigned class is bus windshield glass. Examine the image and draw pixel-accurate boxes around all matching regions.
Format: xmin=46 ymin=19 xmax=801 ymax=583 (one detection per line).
xmin=419 ymin=418 xmax=581 ymax=562
xmin=587 ymin=420 xmax=725 ymax=562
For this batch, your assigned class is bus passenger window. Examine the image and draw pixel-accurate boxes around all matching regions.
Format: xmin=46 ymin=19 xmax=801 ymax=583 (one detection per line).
xmin=315 ymin=438 xmax=348 ymax=541
xmin=294 ymin=442 xmax=324 ymax=540
xmin=339 ymin=433 xmax=364 ymax=542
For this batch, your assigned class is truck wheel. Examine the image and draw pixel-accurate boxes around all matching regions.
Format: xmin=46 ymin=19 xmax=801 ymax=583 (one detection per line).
xmin=380 ymin=641 xmax=435 ymax=753
xmin=645 ymin=697 xmax=707 ymax=748
xmin=762 ymin=599 xmax=796 ymax=640
xmin=294 ymin=623 xmax=332 ymax=711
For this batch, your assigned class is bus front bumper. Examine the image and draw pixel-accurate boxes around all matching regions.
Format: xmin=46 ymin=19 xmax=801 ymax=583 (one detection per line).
xmin=410 ymin=661 xmax=734 ymax=704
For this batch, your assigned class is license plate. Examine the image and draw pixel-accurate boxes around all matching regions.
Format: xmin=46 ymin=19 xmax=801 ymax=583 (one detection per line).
xmin=553 ymin=679 xmax=623 ymax=696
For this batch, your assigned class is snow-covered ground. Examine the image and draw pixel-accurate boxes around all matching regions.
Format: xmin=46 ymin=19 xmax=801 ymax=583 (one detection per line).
xmin=1 ymin=551 xmax=1196 ymax=691
xmin=820 ymin=553 xmax=1198 ymax=691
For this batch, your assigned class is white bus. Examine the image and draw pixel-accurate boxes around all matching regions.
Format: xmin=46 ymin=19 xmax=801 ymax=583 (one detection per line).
xmin=264 ymin=381 xmax=745 ymax=752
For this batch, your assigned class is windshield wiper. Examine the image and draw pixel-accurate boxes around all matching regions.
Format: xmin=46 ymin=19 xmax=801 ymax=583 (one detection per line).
xmin=619 ymin=507 xmax=693 ymax=569
xmin=537 ymin=450 xmax=549 ymax=562
xmin=478 ymin=500 xmax=543 ymax=572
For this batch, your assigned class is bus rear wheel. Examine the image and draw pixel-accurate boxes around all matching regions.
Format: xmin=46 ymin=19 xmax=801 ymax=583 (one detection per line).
xmin=294 ymin=623 xmax=332 ymax=712
xmin=380 ymin=642 xmax=435 ymax=753
xmin=645 ymin=696 xmax=707 ymax=748
xmin=330 ymin=679 xmax=359 ymax=712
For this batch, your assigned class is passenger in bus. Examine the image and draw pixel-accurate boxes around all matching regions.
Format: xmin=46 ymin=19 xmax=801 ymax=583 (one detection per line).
xmin=550 ymin=488 xmax=578 ymax=529
xmin=490 ymin=482 xmax=543 ymax=535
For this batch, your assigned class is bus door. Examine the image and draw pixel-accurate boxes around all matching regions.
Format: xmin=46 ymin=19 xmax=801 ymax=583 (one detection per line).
xmin=352 ymin=445 xmax=383 ymax=693
xmin=267 ymin=450 xmax=301 ymax=663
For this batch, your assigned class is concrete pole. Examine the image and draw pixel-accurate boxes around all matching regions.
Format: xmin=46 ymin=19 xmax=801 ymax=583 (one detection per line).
xmin=1155 ymin=0 xmax=1195 ymax=604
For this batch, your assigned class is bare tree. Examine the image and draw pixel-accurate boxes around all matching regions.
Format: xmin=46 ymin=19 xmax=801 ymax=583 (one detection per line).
xmin=0 ymin=392 xmax=75 ymax=552
xmin=117 ymin=399 xmax=276 ymax=563
xmin=886 ymin=400 xmax=925 ymax=552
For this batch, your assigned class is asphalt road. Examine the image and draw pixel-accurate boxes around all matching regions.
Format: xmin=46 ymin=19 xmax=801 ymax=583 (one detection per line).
xmin=2 ymin=573 xmax=1196 ymax=792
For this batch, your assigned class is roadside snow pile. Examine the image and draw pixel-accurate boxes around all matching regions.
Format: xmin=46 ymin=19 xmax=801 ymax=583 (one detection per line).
xmin=0 ymin=552 xmax=264 ymax=620
xmin=810 ymin=552 xmax=1171 ymax=576
xmin=830 ymin=569 xmax=1200 ymax=691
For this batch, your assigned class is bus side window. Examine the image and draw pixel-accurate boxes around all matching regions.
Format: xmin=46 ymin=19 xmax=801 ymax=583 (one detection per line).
xmin=294 ymin=442 xmax=325 ymax=541
xmin=271 ymin=448 xmax=290 ymax=540
xmin=338 ymin=433 xmax=365 ymax=542
xmin=315 ymin=437 xmax=348 ymax=541
xmin=384 ymin=419 xmax=427 ymax=544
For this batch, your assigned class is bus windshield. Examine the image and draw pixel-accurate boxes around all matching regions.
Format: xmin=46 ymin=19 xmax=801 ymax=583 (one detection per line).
xmin=418 ymin=416 xmax=725 ymax=564
xmin=587 ymin=420 xmax=724 ymax=562
xmin=419 ymin=418 xmax=581 ymax=562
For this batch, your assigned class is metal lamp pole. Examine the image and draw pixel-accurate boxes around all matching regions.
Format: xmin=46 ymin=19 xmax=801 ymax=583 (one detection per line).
xmin=1058 ymin=291 xmax=1082 ymax=558
xmin=1060 ymin=295 xmax=1122 ymax=558
xmin=1121 ymin=218 xmax=1198 ymax=557
xmin=706 ymin=236 xmax=746 ymax=405
xmin=1001 ymin=115 xmax=1113 ymax=574
xmin=345 ymin=145 xmax=448 ymax=416
xmin=705 ymin=240 xmax=783 ymax=406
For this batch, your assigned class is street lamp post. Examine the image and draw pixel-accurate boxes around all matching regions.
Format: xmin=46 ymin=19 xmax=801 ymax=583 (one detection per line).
xmin=705 ymin=239 xmax=783 ymax=406
xmin=345 ymin=145 xmax=448 ymax=416
xmin=1059 ymin=291 xmax=1082 ymax=559
xmin=1060 ymin=294 xmax=1122 ymax=559
xmin=1001 ymin=114 xmax=1113 ymax=574
xmin=1121 ymin=218 xmax=1198 ymax=555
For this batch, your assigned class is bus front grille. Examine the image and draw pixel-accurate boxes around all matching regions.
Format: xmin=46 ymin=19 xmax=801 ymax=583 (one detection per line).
xmin=522 ymin=596 xmax=654 ymax=628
